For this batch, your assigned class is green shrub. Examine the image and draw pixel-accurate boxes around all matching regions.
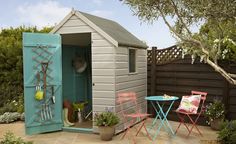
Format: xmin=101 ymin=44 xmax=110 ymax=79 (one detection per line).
xmin=0 ymin=96 xmax=25 ymax=115
xmin=94 ymin=111 xmax=120 ymax=127
xmin=218 ymin=120 xmax=236 ymax=144
xmin=0 ymin=26 xmax=53 ymax=110
xmin=0 ymin=131 xmax=33 ymax=144
xmin=0 ymin=101 xmax=18 ymax=115
xmin=16 ymin=94 xmax=24 ymax=114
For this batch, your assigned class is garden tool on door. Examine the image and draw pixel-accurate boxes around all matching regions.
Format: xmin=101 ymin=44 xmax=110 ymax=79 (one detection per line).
xmin=41 ymin=62 xmax=49 ymax=121
xmin=41 ymin=62 xmax=49 ymax=98
xmin=41 ymin=104 xmax=45 ymax=121
xmin=51 ymin=86 xmax=56 ymax=104
xmin=41 ymin=86 xmax=54 ymax=120
xmin=47 ymin=86 xmax=55 ymax=119
xmin=35 ymin=72 xmax=44 ymax=100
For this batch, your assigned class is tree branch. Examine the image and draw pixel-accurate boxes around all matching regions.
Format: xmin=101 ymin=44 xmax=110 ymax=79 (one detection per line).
xmin=206 ymin=58 xmax=236 ymax=85
xmin=229 ymin=73 xmax=236 ymax=79
xmin=157 ymin=6 xmax=209 ymax=56
xmin=157 ymin=4 xmax=236 ymax=84
xmin=170 ymin=0 xmax=192 ymax=35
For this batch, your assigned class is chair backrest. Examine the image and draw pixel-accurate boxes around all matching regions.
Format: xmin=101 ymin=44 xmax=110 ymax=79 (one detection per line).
xmin=117 ymin=92 xmax=138 ymax=116
xmin=191 ymin=90 xmax=207 ymax=112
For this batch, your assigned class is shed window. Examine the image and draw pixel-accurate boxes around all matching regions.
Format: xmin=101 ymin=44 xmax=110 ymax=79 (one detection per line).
xmin=129 ymin=49 xmax=136 ymax=73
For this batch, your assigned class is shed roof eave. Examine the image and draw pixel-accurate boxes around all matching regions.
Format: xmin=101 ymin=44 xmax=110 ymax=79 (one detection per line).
xmin=118 ymin=43 xmax=148 ymax=49
xmin=50 ymin=10 xmax=75 ymax=34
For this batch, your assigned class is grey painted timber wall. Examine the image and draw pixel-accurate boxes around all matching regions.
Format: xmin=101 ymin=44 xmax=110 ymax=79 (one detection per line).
xmin=54 ymin=15 xmax=116 ymax=132
xmin=115 ymin=46 xmax=147 ymax=132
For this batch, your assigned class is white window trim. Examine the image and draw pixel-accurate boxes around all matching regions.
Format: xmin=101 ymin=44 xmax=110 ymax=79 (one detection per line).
xmin=128 ymin=47 xmax=137 ymax=74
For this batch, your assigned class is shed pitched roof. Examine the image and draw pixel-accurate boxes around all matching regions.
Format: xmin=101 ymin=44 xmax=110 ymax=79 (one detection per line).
xmin=51 ymin=10 xmax=148 ymax=49
xmin=79 ymin=11 xmax=147 ymax=48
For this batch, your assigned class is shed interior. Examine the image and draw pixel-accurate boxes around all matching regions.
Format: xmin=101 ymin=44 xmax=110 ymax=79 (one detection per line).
xmin=61 ymin=33 xmax=92 ymax=130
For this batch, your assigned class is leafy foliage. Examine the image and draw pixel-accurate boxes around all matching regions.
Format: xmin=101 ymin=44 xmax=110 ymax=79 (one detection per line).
xmin=0 ymin=112 xmax=23 ymax=123
xmin=0 ymin=26 xmax=53 ymax=111
xmin=205 ymin=100 xmax=225 ymax=125
xmin=122 ymin=0 xmax=236 ymax=85
xmin=218 ymin=120 xmax=236 ymax=144
xmin=0 ymin=100 xmax=19 ymax=115
xmin=94 ymin=111 xmax=120 ymax=127
xmin=195 ymin=20 xmax=236 ymax=63
xmin=0 ymin=131 xmax=33 ymax=144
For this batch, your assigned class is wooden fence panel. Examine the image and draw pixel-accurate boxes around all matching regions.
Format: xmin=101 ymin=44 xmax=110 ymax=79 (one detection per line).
xmin=147 ymin=46 xmax=236 ymax=125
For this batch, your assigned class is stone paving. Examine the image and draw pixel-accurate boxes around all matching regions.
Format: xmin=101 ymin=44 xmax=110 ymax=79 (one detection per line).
xmin=0 ymin=119 xmax=218 ymax=144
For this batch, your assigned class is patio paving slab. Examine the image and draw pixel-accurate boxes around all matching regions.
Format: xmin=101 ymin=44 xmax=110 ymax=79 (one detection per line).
xmin=0 ymin=119 xmax=218 ymax=144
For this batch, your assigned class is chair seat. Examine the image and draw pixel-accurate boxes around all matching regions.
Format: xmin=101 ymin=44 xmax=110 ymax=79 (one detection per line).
xmin=173 ymin=109 xmax=201 ymax=115
xmin=125 ymin=113 xmax=151 ymax=118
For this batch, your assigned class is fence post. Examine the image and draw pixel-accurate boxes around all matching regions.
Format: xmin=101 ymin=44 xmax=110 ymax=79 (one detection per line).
xmin=148 ymin=47 xmax=157 ymax=117
xmin=223 ymin=64 xmax=230 ymax=120
xmin=151 ymin=47 xmax=157 ymax=96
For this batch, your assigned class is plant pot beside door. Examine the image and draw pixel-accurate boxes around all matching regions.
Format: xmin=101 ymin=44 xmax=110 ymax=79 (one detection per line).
xmin=98 ymin=126 xmax=115 ymax=141
xmin=94 ymin=111 xmax=120 ymax=141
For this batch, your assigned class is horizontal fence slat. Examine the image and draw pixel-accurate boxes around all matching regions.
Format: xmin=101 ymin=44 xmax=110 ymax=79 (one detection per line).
xmin=147 ymin=46 xmax=236 ymax=121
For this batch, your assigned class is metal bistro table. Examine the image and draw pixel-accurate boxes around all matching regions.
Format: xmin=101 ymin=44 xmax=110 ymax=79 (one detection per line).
xmin=145 ymin=96 xmax=179 ymax=140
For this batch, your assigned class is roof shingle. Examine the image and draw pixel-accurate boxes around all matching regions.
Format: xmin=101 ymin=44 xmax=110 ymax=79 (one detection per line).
xmin=80 ymin=11 xmax=148 ymax=49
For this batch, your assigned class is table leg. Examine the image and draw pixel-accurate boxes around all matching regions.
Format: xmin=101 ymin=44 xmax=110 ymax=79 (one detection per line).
xmin=149 ymin=101 xmax=166 ymax=128
xmin=152 ymin=101 xmax=170 ymax=140
xmin=156 ymin=101 xmax=175 ymax=135
xmin=153 ymin=101 xmax=174 ymax=140
xmin=149 ymin=101 xmax=162 ymax=129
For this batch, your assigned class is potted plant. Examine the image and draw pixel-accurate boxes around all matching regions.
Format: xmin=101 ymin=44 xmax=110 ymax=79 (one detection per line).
xmin=94 ymin=111 xmax=120 ymax=141
xmin=72 ymin=101 xmax=88 ymax=123
xmin=205 ymin=100 xmax=225 ymax=130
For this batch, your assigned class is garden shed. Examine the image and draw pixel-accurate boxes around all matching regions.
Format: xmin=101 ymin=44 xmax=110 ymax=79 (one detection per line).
xmin=23 ymin=9 xmax=148 ymax=135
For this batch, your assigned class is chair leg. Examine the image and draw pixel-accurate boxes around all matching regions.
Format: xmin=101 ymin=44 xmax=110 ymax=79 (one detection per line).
xmin=135 ymin=118 xmax=152 ymax=140
xmin=175 ymin=113 xmax=186 ymax=134
xmin=121 ymin=126 xmax=129 ymax=139
xmin=176 ymin=113 xmax=191 ymax=134
xmin=143 ymin=122 xmax=152 ymax=140
xmin=187 ymin=115 xmax=202 ymax=137
xmin=120 ymin=119 xmax=137 ymax=144
xmin=135 ymin=121 xmax=144 ymax=136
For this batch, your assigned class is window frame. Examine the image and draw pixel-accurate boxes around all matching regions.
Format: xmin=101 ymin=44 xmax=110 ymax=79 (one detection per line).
xmin=128 ymin=48 xmax=137 ymax=74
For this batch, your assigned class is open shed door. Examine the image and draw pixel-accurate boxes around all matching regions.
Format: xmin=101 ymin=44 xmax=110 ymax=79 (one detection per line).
xmin=23 ymin=33 xmax=62 ymax=135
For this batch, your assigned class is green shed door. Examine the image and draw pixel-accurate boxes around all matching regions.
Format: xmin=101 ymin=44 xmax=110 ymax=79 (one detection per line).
xmin=23 ymin=33 xmax=62 ymax=135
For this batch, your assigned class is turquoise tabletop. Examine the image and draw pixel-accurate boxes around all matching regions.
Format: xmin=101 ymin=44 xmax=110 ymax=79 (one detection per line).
xmin=145 ymin=96 xmax=179 ymax=101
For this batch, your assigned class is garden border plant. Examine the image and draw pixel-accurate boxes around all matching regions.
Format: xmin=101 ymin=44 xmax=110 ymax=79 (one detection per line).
xmin=205 ymin=99 xmax=225 ymax=130
xmin=218 ymin=120 xmax=236 ymax=144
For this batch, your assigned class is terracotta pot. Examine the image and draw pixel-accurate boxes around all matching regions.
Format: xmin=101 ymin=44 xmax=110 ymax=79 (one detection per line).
xmin=98 ymin=126 xmax=115 ymax=141
xmin=210 ymin=118 xmax=223 ymax=130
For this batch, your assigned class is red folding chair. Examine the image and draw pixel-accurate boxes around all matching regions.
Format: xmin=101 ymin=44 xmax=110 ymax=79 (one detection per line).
xmin=117 ymin=92 xmax=152 ymax=143
xmin=174 ymin=90 xmax=207 ymax=137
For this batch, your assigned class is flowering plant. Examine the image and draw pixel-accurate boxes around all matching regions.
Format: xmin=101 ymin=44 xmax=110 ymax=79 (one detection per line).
xmin=94 ymin=111 xmax=119 ymax=127
xmin=205 ymin=100 xmax=225 ymax=124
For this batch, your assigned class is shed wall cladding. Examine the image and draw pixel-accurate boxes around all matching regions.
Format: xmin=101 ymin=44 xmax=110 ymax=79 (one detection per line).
xmin=115 ymin=46 xmax=147 ymax=131
xmin=55 ymin=15 xmax=116 ymax=112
